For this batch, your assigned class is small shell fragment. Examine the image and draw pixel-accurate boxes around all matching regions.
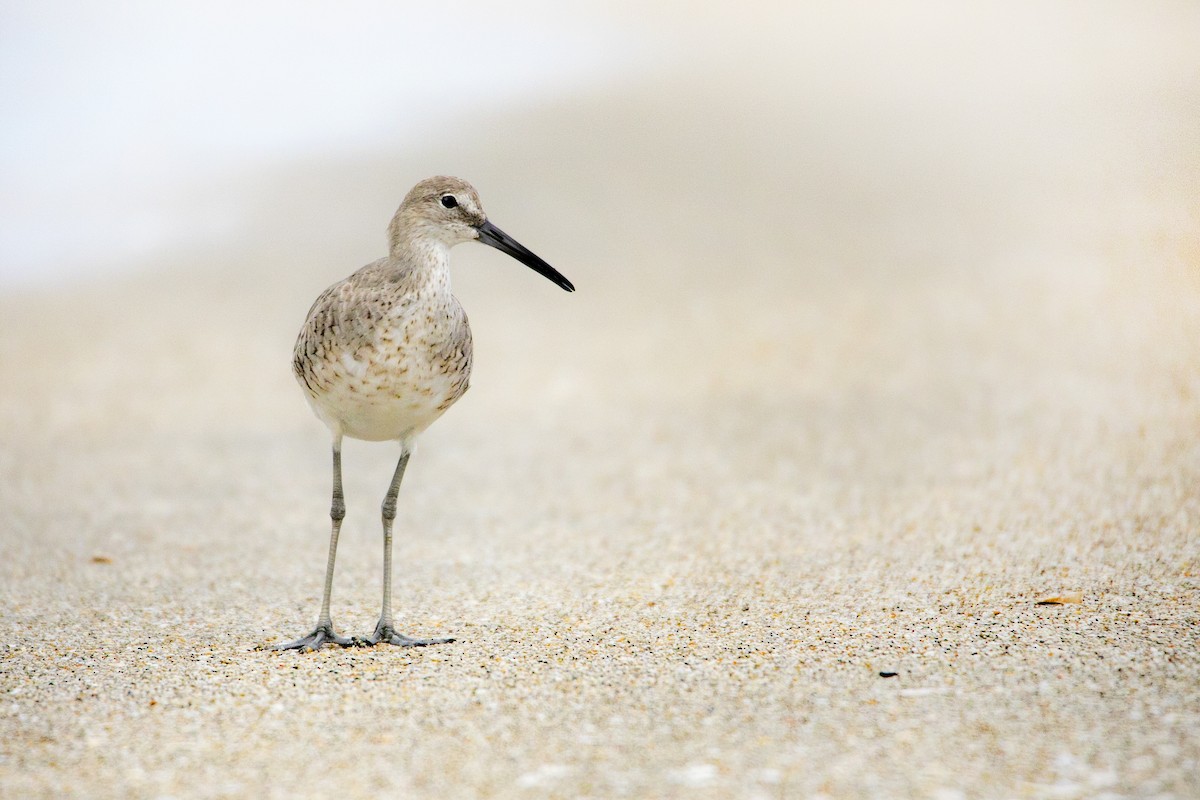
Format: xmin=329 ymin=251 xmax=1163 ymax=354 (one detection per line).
xmin=1035 ymin=591 xmax=1082 ymax=605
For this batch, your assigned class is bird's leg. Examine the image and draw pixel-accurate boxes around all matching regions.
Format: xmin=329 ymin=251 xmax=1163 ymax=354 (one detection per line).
xmin=273 ymin=441 xmax=356 ymax=652
xmin=359 ymin=450 xmax=455 ymax=647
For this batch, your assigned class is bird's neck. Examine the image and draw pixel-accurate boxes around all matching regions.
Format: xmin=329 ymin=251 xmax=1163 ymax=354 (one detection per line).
xmin=385 ymin=234 xmax=453 ymax=298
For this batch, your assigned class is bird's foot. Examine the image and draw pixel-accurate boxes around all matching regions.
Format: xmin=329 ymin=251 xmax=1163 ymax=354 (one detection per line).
xmin=267 ymin=623 xmax=356 ymax=652
xmin=356 ymin=619 xmax=455 ymax=648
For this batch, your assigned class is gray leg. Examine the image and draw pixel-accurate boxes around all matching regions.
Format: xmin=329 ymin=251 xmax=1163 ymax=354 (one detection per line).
xmin=273 ymin=440 xmax=356 ymax=652
xmin=359 ymin=450 xmax=455 ymax=647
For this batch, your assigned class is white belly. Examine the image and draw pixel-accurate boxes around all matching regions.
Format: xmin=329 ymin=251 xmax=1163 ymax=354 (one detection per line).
xmin=301 ymin=352 xmax=465 ymax=442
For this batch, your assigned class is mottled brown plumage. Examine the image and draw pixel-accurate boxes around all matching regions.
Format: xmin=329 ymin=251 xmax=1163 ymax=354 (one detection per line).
xmin=293 ymin=249 xmax=473 ymax=443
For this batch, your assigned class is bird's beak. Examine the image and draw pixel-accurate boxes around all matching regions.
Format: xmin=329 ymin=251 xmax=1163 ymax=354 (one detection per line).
xmin=475 ymin=220 xmax=575 ymax=292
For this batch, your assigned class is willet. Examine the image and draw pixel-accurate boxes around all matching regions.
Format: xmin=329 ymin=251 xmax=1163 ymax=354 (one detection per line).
xmin=274 ymin=176 xmax=574 ymax=652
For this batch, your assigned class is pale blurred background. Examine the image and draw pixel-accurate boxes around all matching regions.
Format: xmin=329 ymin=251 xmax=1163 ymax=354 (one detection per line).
xmin=4 ymin=1 xmax=1196 ymax=289
xmin=1 ymin=1 xmax=661 ymax=284
xmin=3 ymin=0 xmax=1196 ymax=440
xmin=3 ymin=0 xmax=1199 ymax=638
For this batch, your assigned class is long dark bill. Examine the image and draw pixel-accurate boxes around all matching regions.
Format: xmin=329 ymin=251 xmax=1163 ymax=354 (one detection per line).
xmin=476 ymin=220 xmax=575 ymax=292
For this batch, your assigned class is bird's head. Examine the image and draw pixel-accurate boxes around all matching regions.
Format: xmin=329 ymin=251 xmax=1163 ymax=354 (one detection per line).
xmin=389 ymin=176 xmax=574 ymax=292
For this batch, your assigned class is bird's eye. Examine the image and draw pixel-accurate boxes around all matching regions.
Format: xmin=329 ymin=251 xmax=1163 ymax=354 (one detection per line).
xmin=440 ymin=195 xmax=458 ymax=209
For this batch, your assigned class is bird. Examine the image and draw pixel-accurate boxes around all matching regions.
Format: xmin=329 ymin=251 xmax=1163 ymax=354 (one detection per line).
xmin=274 ymin=175 xmax=574 ymax=652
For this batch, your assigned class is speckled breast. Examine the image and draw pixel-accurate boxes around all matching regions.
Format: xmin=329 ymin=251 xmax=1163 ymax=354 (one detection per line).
xmin=294 ymin=301 xmax=473 ymax=443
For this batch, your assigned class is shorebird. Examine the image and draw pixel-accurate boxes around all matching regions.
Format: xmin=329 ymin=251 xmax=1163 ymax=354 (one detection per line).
xmin=275 ymin=176 xmax=574 ymax=652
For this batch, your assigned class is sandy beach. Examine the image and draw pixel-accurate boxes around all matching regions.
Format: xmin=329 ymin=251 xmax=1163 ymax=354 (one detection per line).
xmin=2 ymin=4 xmax=1198 ymax=798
